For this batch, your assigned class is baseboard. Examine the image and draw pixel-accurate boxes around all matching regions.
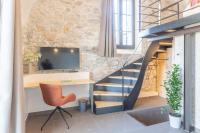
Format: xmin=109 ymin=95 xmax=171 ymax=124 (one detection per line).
xmin=27 ymin=104 xmax=92 ymax=118
xmin=28 ymin=106 xmax=79 ymax=117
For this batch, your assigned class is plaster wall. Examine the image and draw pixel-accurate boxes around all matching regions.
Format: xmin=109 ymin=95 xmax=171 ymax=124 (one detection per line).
xmin=195 ymin=32 xmax=200 ymax=130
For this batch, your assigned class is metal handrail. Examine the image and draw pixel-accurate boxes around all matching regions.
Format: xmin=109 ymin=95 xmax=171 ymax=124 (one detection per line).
xmin=120 ymin=38 xmax=145 ymax=101
xmin=179 ymin=4 xmax=200 ymax=14
xmin=139 ymin=13 xmax=158 ymax=17
xmin=144 ymin=13 xmax=177 ymax=28
xmin=142 ymin=0 xmax=161 ymax=12
xmin=141 ymin=6 xmax=160 ymax=11
xmin=160 ymin=0 xmax=184 ymax=12
xmin=139 ymin=0 xmax=193 ymax=31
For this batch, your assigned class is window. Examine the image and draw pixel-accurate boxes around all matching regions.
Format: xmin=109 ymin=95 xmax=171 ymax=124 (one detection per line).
xmin=114 ymin=0 xmax=135 ymax=49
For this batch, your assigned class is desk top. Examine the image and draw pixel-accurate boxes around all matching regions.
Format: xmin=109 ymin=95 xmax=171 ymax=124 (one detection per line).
xmin=24 ymin=79 xmax=95 ymax=89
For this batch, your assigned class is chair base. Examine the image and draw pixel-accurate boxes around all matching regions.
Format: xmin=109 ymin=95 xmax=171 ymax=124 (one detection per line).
xmin=41 ymin=106 xmax=72 ymax=131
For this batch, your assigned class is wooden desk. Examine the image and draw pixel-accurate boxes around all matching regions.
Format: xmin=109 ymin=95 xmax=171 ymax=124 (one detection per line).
xmin=24 ymin=72 xmax=95 ymax=113
xmin=24 ymin=79 xmax=95 ymax=113
xmin=24 ymin=79 xmax=95 ymax=89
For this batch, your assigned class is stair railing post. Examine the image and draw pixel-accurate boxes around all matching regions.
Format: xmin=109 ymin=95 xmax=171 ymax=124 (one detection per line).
xmin=121 ymin=66 xmax=125 ymax=99
xmin=139 ymin=0 xmax=142 ymax=31
xmin=177 ymin=3 xmax=180 ymax=20
xmin=121 ymin=64 xmax=125 ymax=111
xmin=158 ymin=0 xmax=161 ymax=25
xmin=121 ymin=61 xmax=128 ymax=101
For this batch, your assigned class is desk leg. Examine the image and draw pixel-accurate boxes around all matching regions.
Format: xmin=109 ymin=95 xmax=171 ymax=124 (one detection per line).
xmin=89 ymin=83 xmax=94 ymax=113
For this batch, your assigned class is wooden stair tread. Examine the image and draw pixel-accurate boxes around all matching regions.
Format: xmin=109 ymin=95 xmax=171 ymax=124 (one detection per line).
xmin=152 ymin=56 xmax=156 ymax=59
xmin=96 ymin=83 xmax=133 ymax=88
xmin=94 ymin=91 xmax=129 ymax=96
xmin=159 ymin=42 xmax=172 ymax=46
xmin=122 ymin=69 xmax=140 ymax=72
xmin=95 ymin=101 xmax=123 ymax=108
xmin=109 ymin=76 xmax=137 ymax=80
xmin=133 ymin=62 xmax=142 ymax=65
xmin=139 ymin=91 xmax=158 ymax=98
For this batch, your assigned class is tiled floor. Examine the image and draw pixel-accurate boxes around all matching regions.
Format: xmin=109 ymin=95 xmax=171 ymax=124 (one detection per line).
xmin=26 ymin=97 xmax=186 ymax=133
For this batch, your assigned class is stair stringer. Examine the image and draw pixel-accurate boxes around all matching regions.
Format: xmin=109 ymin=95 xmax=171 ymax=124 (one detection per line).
xmin=124 ymin=41 xmax=160 ymax=110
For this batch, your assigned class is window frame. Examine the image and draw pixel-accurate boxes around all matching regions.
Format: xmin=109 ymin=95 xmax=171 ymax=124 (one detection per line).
xmin=115 ymin=0 xmax=135 ymax=49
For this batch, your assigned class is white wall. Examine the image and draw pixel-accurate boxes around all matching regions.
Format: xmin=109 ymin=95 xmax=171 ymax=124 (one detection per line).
xmin=173 ymin=33 xmax=200 ymax=131
xmin=173 ymin=35 xmax=185 ymax=117
xmin=172 ymin=35 xmax=185 ymax=71
xmin=195 ymin=32 xmax=200 ymax=130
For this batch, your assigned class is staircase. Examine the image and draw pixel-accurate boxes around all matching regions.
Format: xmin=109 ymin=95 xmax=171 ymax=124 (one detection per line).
xmin=93 ymin=40 xmax=172 ymax=114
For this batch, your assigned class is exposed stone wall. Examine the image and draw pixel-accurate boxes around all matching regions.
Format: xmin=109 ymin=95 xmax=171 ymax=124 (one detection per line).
xmin=141 ymin=60 xmax=157 ymax=92
xmin=22 ymin=0 xmax=142 ymax=81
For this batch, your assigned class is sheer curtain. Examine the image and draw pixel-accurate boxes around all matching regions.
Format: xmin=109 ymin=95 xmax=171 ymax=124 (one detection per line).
xmin=0 ymin=0 xmax=25 ymax=132
xmin=98 ymin=0 xmax=116 ymax=57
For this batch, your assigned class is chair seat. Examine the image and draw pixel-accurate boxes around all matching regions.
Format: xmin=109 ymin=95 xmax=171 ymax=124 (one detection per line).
xmin=50 ymin=93 xmax=76 ymax=106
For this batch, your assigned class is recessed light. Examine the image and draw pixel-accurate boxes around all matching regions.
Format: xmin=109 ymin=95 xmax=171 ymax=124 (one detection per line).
xmin=53 ymin=48 xmax=59 ymax=53
xmin=70 ymin=49 xmax=74 ymax=53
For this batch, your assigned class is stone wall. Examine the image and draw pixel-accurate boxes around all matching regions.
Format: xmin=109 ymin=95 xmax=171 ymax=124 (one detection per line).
xmin=141 ymin=60 xmax=157 ymax=92
xmin=22 ymin=0 xmax=142 ymax=81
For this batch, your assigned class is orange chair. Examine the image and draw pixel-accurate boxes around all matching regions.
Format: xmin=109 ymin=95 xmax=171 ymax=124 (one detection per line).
xmin=40 ymin=83 xmax=76 ymax=130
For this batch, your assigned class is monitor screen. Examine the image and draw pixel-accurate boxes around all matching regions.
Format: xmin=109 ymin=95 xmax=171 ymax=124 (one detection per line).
xmin=39 ymin=47 xmax=80 ymax=70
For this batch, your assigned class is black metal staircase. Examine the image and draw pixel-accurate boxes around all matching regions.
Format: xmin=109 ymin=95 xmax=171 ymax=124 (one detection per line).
xmin=93 ymin=40 xmax=172 ymax=114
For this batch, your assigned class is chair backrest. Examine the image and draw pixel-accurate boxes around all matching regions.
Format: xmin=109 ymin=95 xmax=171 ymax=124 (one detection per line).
xmin=40 ymin=83 xmax=62 ymax=106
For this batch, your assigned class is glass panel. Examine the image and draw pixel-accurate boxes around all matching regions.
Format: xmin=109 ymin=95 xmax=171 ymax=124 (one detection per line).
xmin=122 ymin=0 xmax=127 ymax=14
xmin=114 ymin=14 xmax=119 ymax=30
xmin=115 ymin=31 xmax=120 ymax=45
xmin=114 ymin=0 xmax=134 ymax=48
xmin=127 ymin=15 xmax=132 ymax=31
xmin=114 ymin=0 xmax=119 ymax=13
xmin=123 ymin=32 xmax=127 ymax=45
xmin=126 ymin=0 xmax=132 ymax=15
xmin=122 ymin=15 xmax=127 ymax=31
xmin=127 ymin=32 xmax=132 ymax=45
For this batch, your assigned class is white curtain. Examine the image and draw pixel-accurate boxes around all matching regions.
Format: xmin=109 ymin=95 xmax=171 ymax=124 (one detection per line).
xmin=98 ymin=0 xmax=116 ymax=57
xmin=0 ymin=0 xmax=25 ymax=133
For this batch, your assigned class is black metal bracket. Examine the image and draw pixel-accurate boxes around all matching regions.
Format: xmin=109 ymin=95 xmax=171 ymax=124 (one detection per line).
xmin=40 ymin=106 xmax=72 ymax=131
